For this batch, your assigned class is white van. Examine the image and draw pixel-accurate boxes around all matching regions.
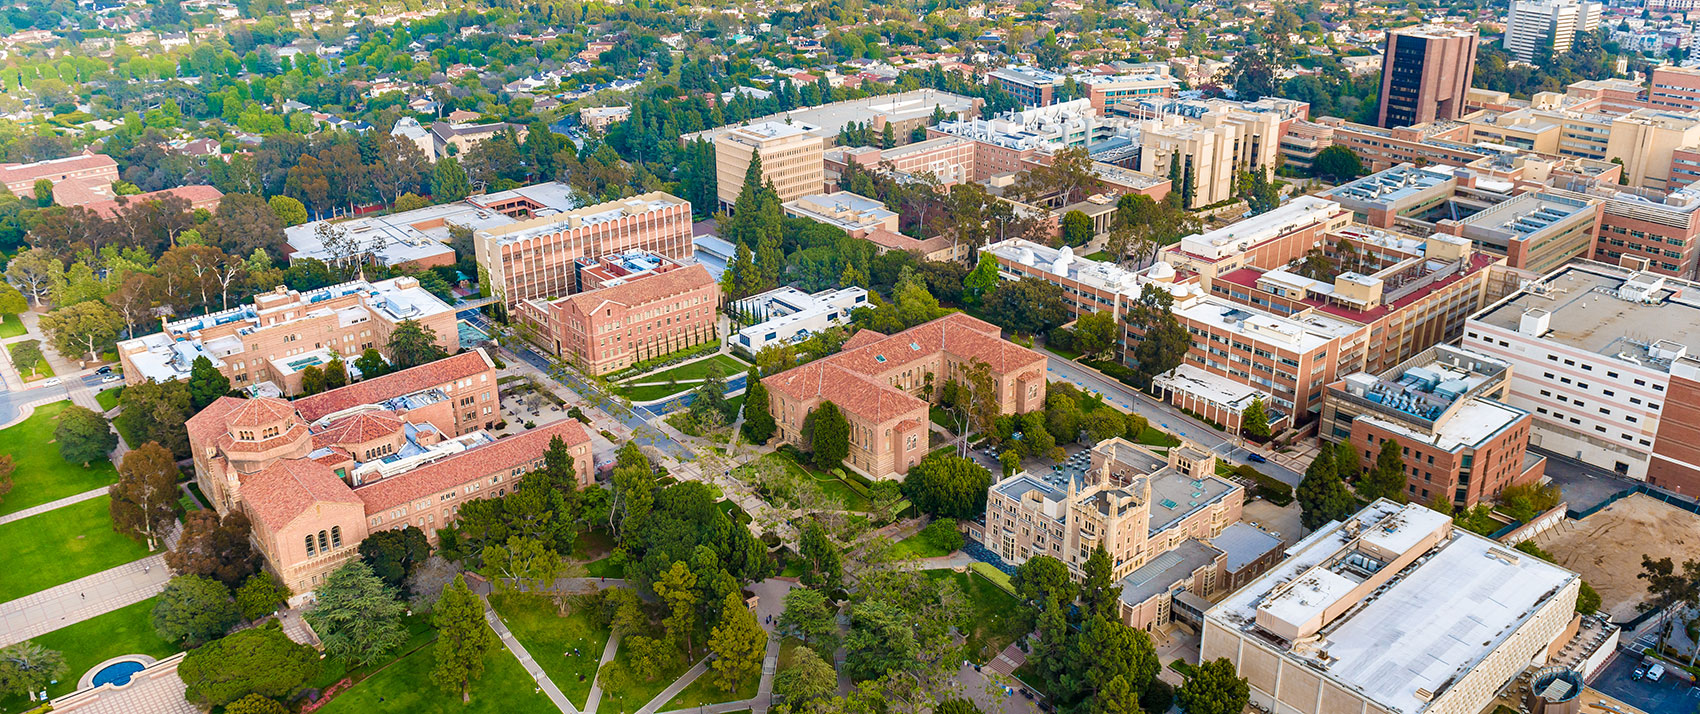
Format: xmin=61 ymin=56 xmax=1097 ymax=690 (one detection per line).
xmin=1646 ymin=662 xmax=1666 ymax=682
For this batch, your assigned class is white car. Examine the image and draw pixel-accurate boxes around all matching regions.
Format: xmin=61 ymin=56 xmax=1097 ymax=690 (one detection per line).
xmin=1647 ymin=663 xmax=1665 ymax=682
xmin=42 ymin=377 xmax=61 ymax=386
xmin=102 ymin=374 xmax=122 ymax=383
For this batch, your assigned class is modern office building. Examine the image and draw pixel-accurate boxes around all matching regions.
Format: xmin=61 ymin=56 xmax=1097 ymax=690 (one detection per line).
xmin=731 ymin=286 xmax=869 ymax=352
xmin=514 ymin=256 xmax=719 ymax=375
xmin=185 ymin=361 xmax=592 ymax=602
xmin=117 ymin=277 xmax=458 ymax=395
xmin=1547 ymin=178 xmax=1700 ymax=277
xmin=1504 ymin=0 xmax=1603 ymax=64
xmin=1647 ymin=65 xmax=1700 ymax=113
xmin=681 ymin=89 xmax=980 ymax=146
xmin=1379 ymin=26 xmax=1479 ymax=128
xmin=824 ymin=135 xmax=979 ymax=186
xmin=1320 ymin=344 xmax=1546 ymax=508
xmin=981 ymin=239 xmax=1150 ymax=323
xmin=472 ymin=192 xmax=695 ymax=307
xmin=781 ymin=192 xmax=899 ymax=238
xmin=1082 ymin=72 xmax=1178 ymax=115
xmin=1202 ymin=499 xmax=1581 ymax=714
xmin=1135 ymin=100 xmax=1287 ymax=208
xmin=713 ymin=121 xmax=828 ymax=209
xmin=1157 ymin=196 xmax=1354 ymax=291
xmin=988 ymin=66 xmax=1069 ymax=107
xmin=1466 ymin=261 xmax=1700 ymax=495
xmin=765 ymin=313 xmax=1046 ymax=479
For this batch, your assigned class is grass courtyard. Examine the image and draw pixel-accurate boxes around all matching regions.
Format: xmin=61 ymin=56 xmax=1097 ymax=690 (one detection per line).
xmin=0 ymin=495 xmax=153 ymax=602
xmin=489 ymin=593 xmax=612 ymax=709
xmin=890 ymin=529 xmax=955 ymax=560
xmin=923 ymin=568 xmax=1028 ymax=665
xmin=661 ymin=659 xmax=759 ymax=711
xmin=0 ymin=401 xmax=122 ymax=516
xmin=615 ymin=355 xmax=751 ymax=402
xmin=0 ymin=597 xmax=175 ymax=713
xmin=313 ymin=629 xmax=556 ymax=714
xmin=596 ymin=621 xmax=697 ymax=714
xmin=7 ymin=341 xmax=51 ymax=381
xmin=0 ymin=313 xmax=24 ymax=339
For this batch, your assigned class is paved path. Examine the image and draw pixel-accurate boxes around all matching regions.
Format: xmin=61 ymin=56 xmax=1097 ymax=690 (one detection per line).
xmin=0 ymin=485 xmax=110 ymax=526
xmin=636 ymin=657 xmax=709 ymax=714
xmin=482 ymin=594 xmax=577 ymax=714
xmin=0 ymin=554 xmax=169 ymax=647
xmin=584 ymin=630 xmax=622 ymax=714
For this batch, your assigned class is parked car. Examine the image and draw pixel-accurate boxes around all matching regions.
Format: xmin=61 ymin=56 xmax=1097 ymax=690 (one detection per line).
xmin=1647 ymin=662 xmax=1665 ymax=682
xmin=1633 ymin=663 xmax=1647 ymax=680
xmin=102 ymin=374 xmax=121 ymax=383
xmin=95 ymin=366 xmax=112 ymax=375
xmin=1247 ymin=453 xmax=1267 ymax=463
xmin=42 ymin=377 xmax=61 ymax=386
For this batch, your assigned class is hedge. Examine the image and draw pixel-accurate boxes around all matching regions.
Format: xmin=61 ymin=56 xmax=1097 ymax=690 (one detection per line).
xmin=1235 ymin=464 xmax=1293 ymax=506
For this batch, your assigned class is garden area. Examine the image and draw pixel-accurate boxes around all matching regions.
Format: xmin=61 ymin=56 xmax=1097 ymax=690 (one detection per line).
xmin=660 ymin=661 xmax=759 ymax=711
xmin=0 ymin=597 xmax=175 ymax=712
xmin=0 ymin=495 xmax=152 ymax=602
xmin=616 ymin=354 xmax=750 ymax=403
xmin=0 ymin=401 xmax=122 ymax=516
xmin=314 ymin=629 xmax=556 ymax=714
xmin=0 ymin=313 xmax=25 ymax=339
xmin=732 ymin=452 xmax=887 ymax=513
xmin=594 ymin=620 xmax=698 ymax=714
xmin=923 ymin=568 xmax=1027 ymax=665
xmin=489 ymin=593 xmax=612 ymax=710
xmin=95 ymin=385 xmax=124 ymax=412
xmin=7 ymin=340 xmax=50 ymax=381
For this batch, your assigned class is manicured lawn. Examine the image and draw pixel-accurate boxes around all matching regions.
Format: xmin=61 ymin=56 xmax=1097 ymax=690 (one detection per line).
xmin=924 ymin=569 xmax=1028 ymax=664
xmin=0 ymin=401 xmax=122 ymax=516
xmin=8 ymin=341 xmax=51 ymax=380
xmin=586 ymin=556 xmax=626 ymax=579
xmin=1133 ymin=426 xmax=1181 ymax=448
xmin=313 ymin=628 xmax=557 ymax=714
xmin=891 ymin=530 xmax=953 ymax=560
xmin=95 ymin=385 xmax=123 ymax=412
xmin=1083 ymin=250 xmax=1114 ymax=262
xmin=490 ymin=593 xmax=611 ymax=709
xmin=0 ymin=313 xmax=24 ymax=339
xmin=0 ymin=597 xmax=175 ymax=712
xmin=597 ymin=622 xmax=697 ymax=714
xmin=623 ymin=355 xmax=750 ymax=385
xmin=661 ymin=660 xmax=759 ymax=711
xmin=0 ymin=496 xmax=154 ymax=602
xmin=617 ymin=383 xmax=693 ymax=402
xmin=307 ymin=614 xmax=436 ymax=692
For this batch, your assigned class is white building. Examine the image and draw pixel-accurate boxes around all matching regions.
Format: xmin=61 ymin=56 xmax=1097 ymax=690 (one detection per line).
xmin=390 ymin=117 xmax=436 ymax=161
xmin=1202 ymin=499 xmax=1580 ymax=714
xmin=733 ymin=286 xmax=870 ymax=352
xmin=1504 ymin=0 xmax=1603 ymax=63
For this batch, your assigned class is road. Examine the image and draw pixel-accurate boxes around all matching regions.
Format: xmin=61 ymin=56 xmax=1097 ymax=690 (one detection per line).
xmin=1045 ymin=356 xmax=1304 ymax=487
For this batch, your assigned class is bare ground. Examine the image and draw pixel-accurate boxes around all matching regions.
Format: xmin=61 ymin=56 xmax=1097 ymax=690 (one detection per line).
xmin=1535 ymin=493 xmax=1700 ymax=621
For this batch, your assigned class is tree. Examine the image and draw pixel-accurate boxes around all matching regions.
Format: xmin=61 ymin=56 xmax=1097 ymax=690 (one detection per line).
xmin=188 ymin=355 xmax=231 ymax=410
xmin=111 ymin=442 xmax=180 ymax=550
xmin=179 ymin=625 xmax=319 ymax=708
xmin=54 ymin=406 xmax=116 ymax=467
xmin=741 ymin=373 xmax=776 ymax=444
xmin=808 ymin=401 xmax=850 ymax=471
xmin=1638 ymin=556 xmax=1700 ymax=653
xmin=772 ymin=646 xmax=836 ymax=708
xmin=166 ymin=510 xmax=261 ymax=587
xmin=0 ymin=641 xmax=67 ymax=699
xmin=708 ymin=591 xmax=765 ymax=692
xmin=153 ymin=574 xmax=240 ymax=647
xmin=8 ymin=340 xmax=40 ymax=377
xmin=1312 ymin=145 xmax=1365 ymax=181
xmin=1359 ymin=438 xmax=1409 ymax=502
xmin=235 ymin=574 xmax=289 ymax=622
xmin=432 ymin=576 xmax=497 ymax=703
xmin=432 ymin=156 xmax=472 ymax=202
xmin=1127 ymin=284 xmax=1192 ymax=385
xmin=799 ymin=518 xmax=843 ymax=589
xmin=0 ymin=282 xmax=27 ymax=317
xmin=983 ymin=278 xmax=1068 ymax=335
xmin=963 ymin=252 xmax=999 ymax=306
xmin=1297 ymin=445 xmax=1356 ymax=530
xmin=1078 ymin=615 xmax=1159 ymax=702
xmin=354 ymin=347 xmax=390 ymax=379
xmin=1177 ymin=658 xmax=1250 ymax=714
xmin=778 ymin=587 xmax=839 ymax=654
xmin=919 ymin=518 xmax=965 ymax=553
xmin=116 ymin=380 xmax=194 ymax=459
xmin=938 ymin=699 xmax=985 ymax=714
xmin=1062 ymin=210 xmax=1093 ymax=247
xmin=1013 ymin=556 xmax=1075 ymax=617
xmin=307 ymin=560 xmax=409 ymax=668
xmin=1073 ymin=310 xmax=1118 ymax=360
xmin=999 ymin=450 xmax=1020 ymax=478
xmin=387 ymin=319 xmax=447 ymax=369
xmin=225 ymin=694 xmax=289 ymax=714
xmin=6 ymin=248 xmax=63 ymax=306
xmin=267 ymin=195 xmax=308 ymax=227
xmin=1080 ymin=545 xmax=1118 ymax=622
xmin=900 ymin=453 xmax=993 ymax=520
xmin=359 ymin=525 xmax=431 ymax=591
xmin=40 ymin=300 xmax=124 ymax=362
xmin=1241 ymin=397 xmax=1271 ymax=440
xmin=210 ymin=193 xmax=286 ymax=257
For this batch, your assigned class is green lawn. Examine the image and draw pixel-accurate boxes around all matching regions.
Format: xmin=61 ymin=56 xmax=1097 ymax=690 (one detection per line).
xmin=0 ymin=597 xmax=176 ymax=713
xmin=891 ymin=530 xmax=953 ymax=559
xmin=0 ymin=496 xmax=154 ymax=602
xmin=313 ymin=628 xmax=557 ymax=714
xmin=0 ymin=313 xmax=24 ymax=339
xmin=586 ymin=556 xmax=626 ymax=579
xmin=623 ymin=355 xmax=750 ymax=385
xmin=751 ymin=453 xmax=873 ymax=511
xmin=8 ymin=341 xmax=51 ymax=380
xmin=616 ymin=383 xmax=694 ymax=402
xmin=490 ymin=593 xmax=611 ymax=710
xmin=924 ymin=569 xmax=1028 ymax=665
xmin=0 ymin=401 xmax=122 ymax=516
xmin=1133 ymin=426 xmax=1181 ymax=448
xmin=1083 ymin=250 xmax=1114 ymax=262
xmin=95 ymin=385 xmax=123 ymax=412
xmin=661 ymin=660 xmax=759 ymax=711
xmin=597 ymin=623 xmax=698 ymax=714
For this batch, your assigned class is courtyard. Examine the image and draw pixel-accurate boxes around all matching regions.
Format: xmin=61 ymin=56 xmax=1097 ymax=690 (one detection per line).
xmin=0 ymin=401 xmax=120 ymax=516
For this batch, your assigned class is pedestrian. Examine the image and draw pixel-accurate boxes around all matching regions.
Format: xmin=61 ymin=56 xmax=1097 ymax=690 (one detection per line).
xmin=80 ymin=593 xmax=84 ymax=599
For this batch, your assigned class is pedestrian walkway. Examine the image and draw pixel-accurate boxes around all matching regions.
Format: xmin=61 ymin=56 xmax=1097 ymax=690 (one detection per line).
xmin=0 ymin=554 xmax=169 ymax=647
xmin=635 ymin=657 xmax=708 ymax=714
xmin=482 ymin=594 xmax=577 ymax=714
xmin=0 ymin=485 xmax=110 ymax=526
xmin=583 ymin=630 xmax=621 ymax=714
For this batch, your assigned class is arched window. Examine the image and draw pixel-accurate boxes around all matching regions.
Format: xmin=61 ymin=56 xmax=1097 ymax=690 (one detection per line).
xmin=305 ymin=534 xmax=317 ymax=556
xmin=330 ymin=526 xmax=342 ymax=549
xmin=317 ymin=530 xmax=329 ymax=552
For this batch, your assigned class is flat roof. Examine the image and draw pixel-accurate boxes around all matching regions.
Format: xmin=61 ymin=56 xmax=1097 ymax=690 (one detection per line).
xmin=1117 ymin=539 xmax=1223 ymax=606
xmin=1180 ymin=196 xmax=1342 ymax=260
xmin=478 ymin=192 xmax=686 ymax=244
xmin=682 ymin=89 xmax=979 ymax=143
xmin=1472 ymin=262 xmax=1700 ymax=370
xmin=1213 ymin=522 xmax=1284 ymax=573
xmin=1147 ymin=467 xmax=1236 ymax=534
xmin=1325 ymin=164 xmax=1454 ymax=208
xmin=985 ymin=239 xmax=1144 ymax=297
xmin=1175 ymin=297 xmax=1360 ymax=353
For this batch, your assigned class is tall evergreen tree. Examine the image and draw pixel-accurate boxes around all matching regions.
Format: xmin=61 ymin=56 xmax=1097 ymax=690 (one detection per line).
xmin=307 ymin=560 xmax=408 ymax=668
xmin=432 ymin=576 xmax=496 ymax=703
xmin=1360 ymin=438 xmax=1409 ymax=502
xmin=808 ymin=401 xmax=849 ymax=471
xmin=740 ymin=373 xmax=776 ymax=444
xmin=188 ymin=355 xmax=231 ymax=409
xmin=1297 ymin=445 xmax=1355 ymax=529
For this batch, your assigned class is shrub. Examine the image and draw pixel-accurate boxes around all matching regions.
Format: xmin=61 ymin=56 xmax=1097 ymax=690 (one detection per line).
xmin=919 ymin=519 xmax=965 ymax=553
xmin=1235 ymin=465 xmax=1293 ymax=505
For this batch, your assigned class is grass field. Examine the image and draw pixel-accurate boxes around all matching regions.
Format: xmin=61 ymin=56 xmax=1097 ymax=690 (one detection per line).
xmin=1133 ymin=426 xmax=1181 ymax=448
xmin=95 ymin=385 xmax=123 ymax=412
xmin=661 ymin=660 xmax=759 ymax=711
xmin=490 ymin=593 xmax=611 ymax=709
xmin=313 ymin=628 xmax=557 ymax=714
xmin=0 ymin=401 xmax=122 ymax=516
xmin=924 ymin=569 xmax=1027 ymax=664
xmin=891 ymin=530 xmax=953 ymax=559
xmin=0 ymin=597 xmax=175 ymax=712
xmin=0 ymin=495 xmax=153 ymax=602
xmin=8 ymin=341 xmax=51 ymax=380
xmin=597 ymin=622 xmax=698 ymax=714
xmin=0 ymin=313 xmax=24 ymax=339
xmin=585 ymin=557 xmax=626 ymax=579
xmin=623 ymin=355 xmax=749 ymax=385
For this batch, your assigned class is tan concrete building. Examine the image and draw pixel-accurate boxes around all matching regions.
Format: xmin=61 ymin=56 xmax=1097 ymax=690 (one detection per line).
xmin=516 ymin=257 xmax=719 ymax=375
xmin=117 ymin=277 xmax=458 ymax=395
xmin=1604 ymin=109 xmax=1700 ymax=191
xmin=473 ymin=192 xmax=695 ymax=307
xmin=430 ymin=121 xmax=528 ymax=158
xmin=1135 ymin=101 xmax=1285 ymax=209
xmin=765 ymin=313 xmax=1046 ymax=479
xmin=713 ymin=121 xmax=826 ymax=210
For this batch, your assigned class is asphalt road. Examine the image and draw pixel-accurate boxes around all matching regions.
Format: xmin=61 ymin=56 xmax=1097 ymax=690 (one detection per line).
xmin=1044 ymin=356 xmax=1304 ymax=487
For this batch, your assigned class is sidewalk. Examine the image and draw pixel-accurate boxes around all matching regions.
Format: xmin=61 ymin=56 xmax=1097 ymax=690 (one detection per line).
xmin=0 ymin=485 xmax=109 ymax=526
xmin=583 ymin=630 xmax=622 ymax=714
xmin=483 ymin=594 xmax=577 ymax=714
xmin=0 ymin=554 xmax=169 ymax=647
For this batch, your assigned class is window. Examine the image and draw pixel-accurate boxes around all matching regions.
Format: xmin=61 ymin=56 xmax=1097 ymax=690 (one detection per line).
xmin=318 ymin=530 xmax=329 ymax=552
xmin=331 ymin=526 xmax=342 ymax=548
xmin=305 ymin=534 xmax=317 ymax=556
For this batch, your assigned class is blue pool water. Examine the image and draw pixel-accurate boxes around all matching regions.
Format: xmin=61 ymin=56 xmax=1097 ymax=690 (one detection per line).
xmin=91 ymin=661 xmax=145 ymax=687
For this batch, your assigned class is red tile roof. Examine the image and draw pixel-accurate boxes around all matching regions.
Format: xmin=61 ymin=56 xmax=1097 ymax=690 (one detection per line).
xmin=355 ymin=419 xmax=590 ymax=514
xmin=552 ymin=263 xmax=715 ymax=316
xmin=229 ymin=397 xmax=299 ymax=428
xmin=313 ymin=411 xmax=404 ymax=447
xmin=241 ymin=459 xmax=362 ymax=532
xmin=0 ymin=153 xmax=117 ymax=186
xmin=294 ymin=350 xmax=494 ymax=422
xmin=187 ymin=397 xmax=247 ymax=450
xmin=84 ymin=185 xmax=224 ymax=218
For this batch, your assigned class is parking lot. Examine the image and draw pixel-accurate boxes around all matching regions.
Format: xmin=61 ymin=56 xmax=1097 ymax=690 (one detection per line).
xmin=1590 ymin=650 xmax=1700 ymax=713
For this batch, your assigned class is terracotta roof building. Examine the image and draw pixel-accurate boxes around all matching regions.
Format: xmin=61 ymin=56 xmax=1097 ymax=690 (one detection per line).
xmin=83 ymin=185 xmax=224 ymax=218
xmin=516 ymin=255 xmax=719 ymax=375
xmin=0 ymin=153 xmax=121 ymax=207
xmin=184 ymin=350 xmax=591 ymax=601
xmin=765 ymin=313 xmax=1047 ymax=479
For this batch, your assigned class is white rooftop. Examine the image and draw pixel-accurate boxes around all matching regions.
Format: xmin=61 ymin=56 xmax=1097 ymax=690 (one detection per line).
xmin=1180 ymin=196 xmax=1342 ymax=260
xmin=1175 ymin=297 xmax=1359 ymax=352
xmin=984 ymin=239 xmax=1145 ymax=298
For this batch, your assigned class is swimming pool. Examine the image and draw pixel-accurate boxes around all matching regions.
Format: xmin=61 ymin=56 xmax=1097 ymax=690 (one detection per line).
xmin=90 ymin=661 xmax=145 ymax=687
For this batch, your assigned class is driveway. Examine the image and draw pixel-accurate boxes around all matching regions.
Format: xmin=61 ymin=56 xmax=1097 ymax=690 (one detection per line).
xmin=1590 ymin=650 xmax=1700 ymax=714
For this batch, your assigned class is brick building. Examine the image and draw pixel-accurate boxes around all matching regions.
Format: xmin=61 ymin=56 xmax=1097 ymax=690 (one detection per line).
xmin=765 ymin=314 xmax=1046 ymax=479
xmin=1378 ymin=26 xmax=1478 ymax=128
xmin=0 ymin=153 xmax=120 ymax=205
xmin=515 ymin=257 xmax=719 ymax=375
xmin=473 ymin=192 xmax=695 ymax=307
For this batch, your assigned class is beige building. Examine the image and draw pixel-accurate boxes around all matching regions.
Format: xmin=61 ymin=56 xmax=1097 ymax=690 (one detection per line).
xmin=714 ymin=121 xmax=826 ymax=210
xmin=431 ymin=121 xmax=528 ymax=158
xmin=1202 ymin=499 xmax=1580 ymax=714
xmin=1136 ymin=101 xmax=1284 ymax=209
xmin=1605 ymin=109 xmax=1700 ymax=191
xmin=473 ymin=192 xmax=695 ymax=307
xmin=116 ymin=277 xmax=458 ymax=396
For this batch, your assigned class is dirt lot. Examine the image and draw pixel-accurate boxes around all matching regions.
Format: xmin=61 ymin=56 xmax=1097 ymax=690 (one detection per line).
xmin=1535 ymin=493 xmax=1700 ymax=620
